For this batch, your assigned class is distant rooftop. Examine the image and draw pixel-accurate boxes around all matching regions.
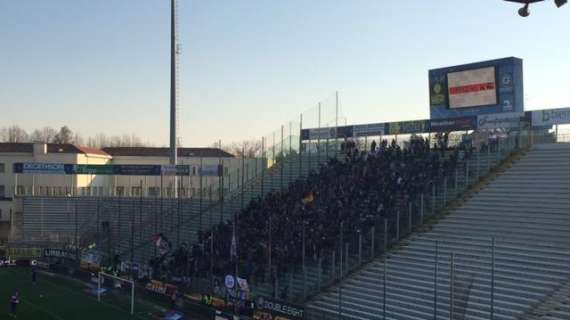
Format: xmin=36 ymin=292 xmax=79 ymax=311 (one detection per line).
xmin=101 ymin=147 xmax=234 ymax=158
xmin=0 ymin=143 xmax=109 ymax=156
xmin=0 ymin=143 xmax=233 ymax=158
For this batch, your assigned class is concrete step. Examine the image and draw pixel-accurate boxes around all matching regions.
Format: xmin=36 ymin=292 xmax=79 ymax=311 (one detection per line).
xmin=307 ymin=145 xmax=570 ymax=320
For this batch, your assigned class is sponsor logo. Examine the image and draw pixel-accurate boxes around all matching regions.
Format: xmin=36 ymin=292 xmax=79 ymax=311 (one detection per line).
xmin=0 ymin=259 xmax=17 ymax=267
xmin=225 ymin=275 xmax=235 ymax=289
xmin=430 ymin=77 xmax=447 ymax=106
xmin=23 ymin=163 xmax=64 ymax=170
xmin=431 ymin=117 xmax=475 ymax=131
xmin=434 ymin=83 xmax=442 ymax=94
xmin=353 ymin=123 xmax=385 ymax=136
xmin=161 ymin=165 xmax=177 ymax=176
xmin=0 ymin=259 xmax=36 ymax=267
xmin=145 ymin=280 xmax=178 ymax=296
xmin=389 ymin=120 xmax=428 ymax=135
xmin=43 ymin=248 xmax=77 ymax=260
xmin=22 ymin=163 xmax=66 ymax=174
xmin=502 ymin=74 xmax=512 ymax=86
xmin=478 ymin=113 xmax=523 ymax=129
xmin=256 ymin=298 xmax=305 ymax=319
xmin=541 ymin=108 xmax=570 ymax=124
xmin=503 ymin=99 xmax=513 ymax=111
xmin=6 ymin=247 xmax=42 ymax=259
xmin=308 ymin=127 xmax=337 ymax=140
xmin=449 ymin=82 xmax=495 ymax=95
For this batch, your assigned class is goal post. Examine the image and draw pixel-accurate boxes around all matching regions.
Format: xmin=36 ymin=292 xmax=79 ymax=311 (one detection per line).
xmin=98 ymin=271 xmax=135 ymax=315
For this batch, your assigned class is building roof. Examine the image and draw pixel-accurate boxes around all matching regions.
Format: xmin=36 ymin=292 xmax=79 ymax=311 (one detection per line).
xmin=0 ymin=143 xmax=33 ymax=153
xmin=0 ymin=143 xmax=232 ymax=158
xmin=0 ymin=143 xmax=109 ymax=156
xmin=102 ymin=147 xmax=234 ymax=158
xmin=73 ymin=145 xmax=110 ymax=156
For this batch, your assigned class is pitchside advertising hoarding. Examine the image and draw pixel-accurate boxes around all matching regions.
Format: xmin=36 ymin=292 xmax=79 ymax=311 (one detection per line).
xmin=253 ymin=297 xmax=304 ymax=320
xmin=12 ymin=163 xmax=69 ymax=175
xmin=429 ymin=57 xmax=524 ymax=119
xmin=13 ymin=163 xmax=223 ymax=177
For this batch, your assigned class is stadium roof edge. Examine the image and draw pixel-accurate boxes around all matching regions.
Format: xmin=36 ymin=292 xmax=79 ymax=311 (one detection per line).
xmin=428 ymin=56 xmax=522 ymax=72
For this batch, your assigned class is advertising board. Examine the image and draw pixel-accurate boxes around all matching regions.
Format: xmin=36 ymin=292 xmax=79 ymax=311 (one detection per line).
xmin=253 ymin=297 xmax=304 ymax=320
xmin=199 ymin=165 xmax=223 ymax=177
xmin=145 ymin=280 xmax=178 ymax=297
xmin=430 ymin=116 xmax=476 ymax=132
xmin=477 ymin=112 xmax=525 ymax=130
xmin=531 ymin=107 xmax=570 ymax=127
xmin=387 ymin=120 xmax=430 ymax=135
xmin=352 ymin=123 xmax=385 ymax=136
xmin=113 ymin=165 xmax=162 ymax=176
xmin=14 ymin=163 xmax=69 ymax=174
xmin=13 ymin=163 xmax=217 ymax=176
xmin=43 ymin=248 xmax=78 ymax=260
xmin=73 ymin=165 xmax=114 ymax=175
xmin=301 ymin=125 xmax=353 ymax=140
xmin=5 ymin=247 xmax=42 ymax=259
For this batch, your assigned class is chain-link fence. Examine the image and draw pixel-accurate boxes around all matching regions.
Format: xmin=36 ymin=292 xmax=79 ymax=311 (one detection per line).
xmin=8 ymin=95 xmax=567 ymax=319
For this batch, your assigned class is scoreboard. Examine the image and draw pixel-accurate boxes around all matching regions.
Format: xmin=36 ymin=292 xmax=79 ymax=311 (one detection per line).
xmin=429 ymin=57 xmax=524 ymax=119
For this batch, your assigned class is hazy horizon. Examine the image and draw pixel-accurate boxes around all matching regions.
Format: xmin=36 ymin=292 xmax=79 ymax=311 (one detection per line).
xmin=1 ymin=0 xmax=569 ymax=147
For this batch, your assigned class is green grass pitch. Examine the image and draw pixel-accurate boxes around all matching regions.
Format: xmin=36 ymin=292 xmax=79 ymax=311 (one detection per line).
xmin=0 ymin=267 xmax=163 ymax=320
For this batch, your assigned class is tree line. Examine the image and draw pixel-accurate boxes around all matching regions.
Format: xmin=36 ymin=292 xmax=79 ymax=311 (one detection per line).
xmin=0 ymin=125 xmax=150 ymax=148
xmin=1 ymin=125 xmax=275 ymax=157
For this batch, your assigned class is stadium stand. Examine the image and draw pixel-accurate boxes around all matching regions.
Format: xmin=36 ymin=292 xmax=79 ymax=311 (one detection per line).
xmin=150 ymin=134 xmax=499 ymax=298
xmin=306 ymin=142 xmax=570 ymax=320
xmin=118 ymin=147 xmax=329 ymax=264
xmin=14 ymin=129 xmax=563 ymax=320
xmin=16 ymin=197 xmax=205 ymax=253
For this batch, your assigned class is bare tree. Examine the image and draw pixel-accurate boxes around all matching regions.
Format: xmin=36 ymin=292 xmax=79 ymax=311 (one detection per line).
xmin=30 ymin=129 xmax=44 ymax=142
xmin=73 ymin=132 xmax=84 ymax=146
xmin=87 ymin=133 xmax=109 ymax=148
xmin=1 ymin=124 xmax=150 ymax=148
xmin=1 ymin=125 xmax=29 ymax=142
xmin=53 ymin=126 xmax=74 ymax=144
xmin=30 ymin=127 xmax=57 ymax=143
xmin=86 ymin=133 xmax=147 ymax=148
xmin=216 ymin=139 xmax=263 ymax=158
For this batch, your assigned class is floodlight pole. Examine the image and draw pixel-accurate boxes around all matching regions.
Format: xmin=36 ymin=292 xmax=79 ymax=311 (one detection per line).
xmin=169 ymin=0 xmax=178 ymax=196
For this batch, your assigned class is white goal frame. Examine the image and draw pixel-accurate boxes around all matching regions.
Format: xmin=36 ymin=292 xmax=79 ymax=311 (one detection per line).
xmin=97 ymin=271 xmax=135 ymax=315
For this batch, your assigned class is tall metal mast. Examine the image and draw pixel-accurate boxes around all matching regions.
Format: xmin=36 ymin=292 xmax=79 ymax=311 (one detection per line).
xmin=169 ymin=0 xmax=177 ymax=166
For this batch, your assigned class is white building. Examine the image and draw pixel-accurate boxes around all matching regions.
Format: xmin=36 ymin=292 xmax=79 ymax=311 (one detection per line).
xmin=101 ymin=147 xmax=237 ymax=198
xmin=0 ymin=143 xmax=249 ymax=222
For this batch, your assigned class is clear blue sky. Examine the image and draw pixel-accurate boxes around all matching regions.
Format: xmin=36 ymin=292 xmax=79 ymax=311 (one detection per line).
xmin=1 ymin=0 xmax=569 ymax=146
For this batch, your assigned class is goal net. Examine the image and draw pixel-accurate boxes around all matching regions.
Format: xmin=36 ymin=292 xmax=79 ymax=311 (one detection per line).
xmin=97 ymin=272 xmax=135 ymax=315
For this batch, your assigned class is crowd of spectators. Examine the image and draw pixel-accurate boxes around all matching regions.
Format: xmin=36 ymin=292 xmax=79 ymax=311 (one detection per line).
xmin=150 ymin=134 xmax=471 ymax=292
